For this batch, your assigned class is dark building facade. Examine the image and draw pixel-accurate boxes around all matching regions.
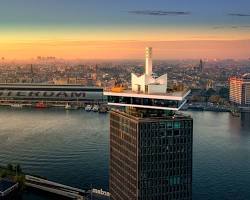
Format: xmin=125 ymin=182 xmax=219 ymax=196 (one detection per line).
xmin=110 ymin=108 xmax=193 ymax=200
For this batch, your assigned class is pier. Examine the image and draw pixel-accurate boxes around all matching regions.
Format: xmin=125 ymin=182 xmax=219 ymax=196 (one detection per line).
xmin=25 ymin=175 xmax=86 ymax=200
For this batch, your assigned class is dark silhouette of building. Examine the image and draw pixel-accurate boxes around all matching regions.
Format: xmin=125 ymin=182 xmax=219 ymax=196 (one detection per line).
xmin=198 ymin=59 xmax=203 ymax=73
xmin=110 ymin=108 xmax=193 ymax=200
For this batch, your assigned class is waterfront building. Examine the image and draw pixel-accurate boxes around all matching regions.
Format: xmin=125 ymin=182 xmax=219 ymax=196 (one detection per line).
xmin=229 ymin=74 xmax=250 ymax=111
xmin=0 ymin=84 xmax=104 ymax=104
xmin=105 ymin=47 xmax=193 ymax=200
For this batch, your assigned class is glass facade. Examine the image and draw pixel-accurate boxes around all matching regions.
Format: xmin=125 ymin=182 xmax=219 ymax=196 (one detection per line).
xmin=107 ymin=95 xmax=183 ymax=109
xmin=110 ymin=110 xmax=193 ymax=200
xmin=110 ymin=111 xmax=139 ymax=200
xmin=139 ymin=119 xmax=192 ymax=200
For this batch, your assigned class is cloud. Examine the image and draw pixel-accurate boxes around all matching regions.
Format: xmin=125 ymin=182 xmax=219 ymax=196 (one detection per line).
xmin=212 ymin=26 xmax=224 ymax=30
xmin=128 ymin=10 xmax=190 ymax=16
xmin=228 ymin=13 xmax=250 ymax=17
xmin=213 ymin=25 xmax=250 ymax=29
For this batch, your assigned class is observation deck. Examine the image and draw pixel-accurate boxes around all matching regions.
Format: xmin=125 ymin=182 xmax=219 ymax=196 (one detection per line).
xmin=104 ymin=89 xmax=190 ymax=111
xmin=104 ymin=47 xmax=190 ymax=111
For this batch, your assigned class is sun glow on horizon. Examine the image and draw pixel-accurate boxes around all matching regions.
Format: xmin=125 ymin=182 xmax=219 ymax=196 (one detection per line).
xmin=1 ymin=25 xmax=250 ymax=60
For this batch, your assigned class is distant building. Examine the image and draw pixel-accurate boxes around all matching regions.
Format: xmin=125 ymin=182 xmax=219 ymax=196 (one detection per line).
xmin=106 ymin=47 xmax=193 ymax=200
xmin=0 ymin=84 xmax=104 ymax=103
xmin=37 ymin=56 xmax=56 ymax=61
xmin=194 ymin=59 xmax=204 ymax=73
xmin=53 ymin=77 xmax=88 ymax=85
xmin=206 ymin=80 xmax=214 ymax=90
xmin=229 ymin=74 xmax=250 ymax=110
xmin=199 ymin=59 xmax=203 ymax=73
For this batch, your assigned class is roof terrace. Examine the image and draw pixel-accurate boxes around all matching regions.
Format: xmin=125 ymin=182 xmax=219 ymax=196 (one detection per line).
xmin=104 ymin=89 xmax=190 ymax=111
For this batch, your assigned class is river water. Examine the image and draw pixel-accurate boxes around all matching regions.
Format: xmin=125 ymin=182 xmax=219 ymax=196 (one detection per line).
xmin=0 ymin=108 xmax=249 ymax=200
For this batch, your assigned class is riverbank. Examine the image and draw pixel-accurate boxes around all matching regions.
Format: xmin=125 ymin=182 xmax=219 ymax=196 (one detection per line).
xmin=0 ymin=110 xmax=250 ymax=199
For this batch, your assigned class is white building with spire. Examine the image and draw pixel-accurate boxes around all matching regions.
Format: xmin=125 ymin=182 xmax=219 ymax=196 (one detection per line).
xmin=131 ymin=47 xmax=168 ymax=94
xmin=104 ymin=47 xmax=190 ymax=111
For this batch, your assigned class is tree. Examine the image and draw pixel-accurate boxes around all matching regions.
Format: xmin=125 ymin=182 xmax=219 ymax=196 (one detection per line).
xmin=205 ymin=88 xmax=216 ymax=97
xmin=191 ymin=95 xmax=203 ymax=102
xmin=209 ymin=95 xmax=221 ymax=104
xmin=7 ymin=163 xmax=13 ymax=171
xmin=0 ymin=170 xmax=7 ymax=178
xmin=219 ymin=87 xmax=229 ymax=100
xmin=15 ymin=164 xmax=22 ymax=174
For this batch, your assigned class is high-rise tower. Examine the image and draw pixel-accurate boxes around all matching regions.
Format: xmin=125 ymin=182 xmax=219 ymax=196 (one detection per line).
xmin=145 ymin=47 xmax=153 ymax=75
xmin=105 ymin=47 xmax=193 ymax=200
xmin=229 ymin=74 xmax=250 ymax=111
xmin=199 ymin=59 xmax=203 ymax=73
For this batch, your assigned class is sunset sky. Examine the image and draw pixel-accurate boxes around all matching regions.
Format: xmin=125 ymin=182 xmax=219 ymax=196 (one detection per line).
xmin=1 ymin=0 xmax=250 ymax=59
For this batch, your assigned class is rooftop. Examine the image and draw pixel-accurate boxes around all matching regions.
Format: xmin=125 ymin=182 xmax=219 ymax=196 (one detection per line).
xmin=105 ymin=47 xmax=190 ymax=111
xmin=0 ymin=179 xmax=18 ymax=193
xmin=85 ymin=189 xmax=110 ymax=200
xmin=0 ymin=83 xmax=102 ymax=90
xmin=230 ymin=74 xmax=250 ymax=81
xmin=242 ymin=73 xmax=250 ymax=79
xmin=112 ymin=109 xmax=193 ymax=122
xmin=104 ymin=89 xmax=190 ymax=101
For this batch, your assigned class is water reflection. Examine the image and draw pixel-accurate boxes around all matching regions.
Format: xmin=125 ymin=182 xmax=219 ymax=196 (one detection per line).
xmin=241 ymin=112 xmax=250 ymax=130
xmin=228 ymin=112 xmax=250 ymax=137
xmin=0 ymin=109 xmax=250 ymax=200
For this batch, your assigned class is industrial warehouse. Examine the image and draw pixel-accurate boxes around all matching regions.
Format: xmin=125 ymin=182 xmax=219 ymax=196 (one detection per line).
xmin=0 ymin=84 xmax=105 ymax=109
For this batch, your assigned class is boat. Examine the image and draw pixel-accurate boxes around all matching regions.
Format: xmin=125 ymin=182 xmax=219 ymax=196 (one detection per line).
xmin=231 ymin=111 xmax=240 ymax=117
xmin=72 ymin=105 xmax=79 ymax=110
xmin=99 ymin=105 xmax=108 ymax=113
xmin=65 ymin=103 xmax=72 ymax=110
xmin=92 ymin=105 xmax=99 ymax=112
xmin=65 ymin=103 xmax=79 ymax=110
xmin=10 ymin=103 xmax=23 ymax=108
xmin=85 ymin=105 xmax=92 ymax=112
xmin=35 ymin=102 xmax=47 ymax=109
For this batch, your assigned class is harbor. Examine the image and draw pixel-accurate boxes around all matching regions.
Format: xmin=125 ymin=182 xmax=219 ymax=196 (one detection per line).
xmin=0 ymin=164 xmax=109 ymax=200
xmin=0 ymin=108 xmax=250 ymax=199
xmin=0 ymin=102 xmax=109 ymax=113
xmin=0 ymin=83 xmax=110 ymax=113
xmin=25 ymin=175 xmax=109 ymax=200
xmin=181 ymin=102 xmax=242 ymax=117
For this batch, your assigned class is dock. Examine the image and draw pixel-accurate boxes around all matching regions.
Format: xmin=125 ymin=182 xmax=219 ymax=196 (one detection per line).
xmin=25 ymin=175 xmax=86 ymax=200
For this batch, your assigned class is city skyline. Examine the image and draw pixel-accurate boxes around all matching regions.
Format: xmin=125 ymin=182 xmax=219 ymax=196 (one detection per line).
xmin=1 ymin=0 xmax=250 ymax=59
